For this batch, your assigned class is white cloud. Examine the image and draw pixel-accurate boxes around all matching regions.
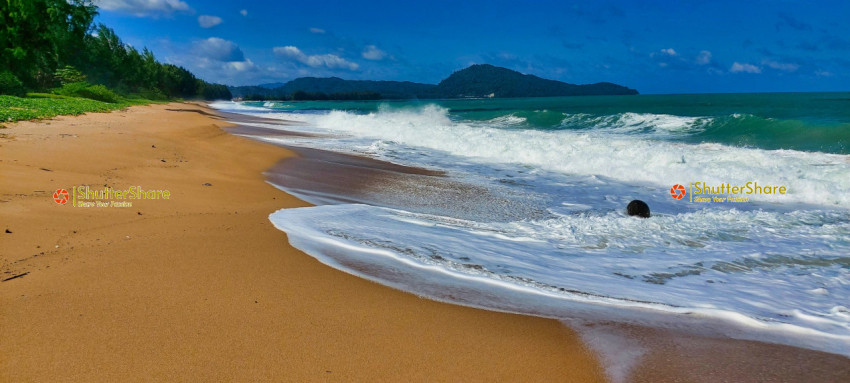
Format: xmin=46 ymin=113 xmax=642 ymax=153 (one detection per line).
xmin=189 ymin=58 xmax=259 ymax=85
xmin=361 ymin=45 xmax=387 ymax=61
xmin=815 ymin=70 xmax=833 ymax=77
xmin=95 ymin=0 xmax=190 ymax=17
xmin=198 ymin=15 xmax=223 ymax=28
xmin=309 ymin=28 xmax=326 ymax=34
xmin=648 ymin=48 xmax=686 ymax=68
xmin=273 ymin=46 xmax=359 ymax=70
xmin=649 ymin=48 xmax=677 ymax=59
xmin=191 ymin=56 xmax=257 ymax=74
xmin=194 ymin=37 xmax=245 ymax=62
xmin=240 ymin=9 xmax=248 ymax=16
xmin=696 ymin=50 xmax=712 ymax=65
xmin=762 ymin=59 xmax=799 ymax=72
xmin=167 ymin=50 xmax=270 ymax=85
xmin=730 ymin=62 xmax=762 ymax=74
xmin=183 ymin=39 xmax=259 ymax=85
xmin=224 ymin=59 xmax=257 ymax=72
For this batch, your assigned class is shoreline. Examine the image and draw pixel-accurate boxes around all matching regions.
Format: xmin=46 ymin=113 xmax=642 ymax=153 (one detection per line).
xmin=0 ymin=103 xmax=606 ymax=381
xmin=223 ymin=106 xmax=850 ymax=381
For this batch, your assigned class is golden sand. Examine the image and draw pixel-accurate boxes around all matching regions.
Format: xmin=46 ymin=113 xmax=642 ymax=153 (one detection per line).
xmin=0 ymin=103 xmax=605 ymax=382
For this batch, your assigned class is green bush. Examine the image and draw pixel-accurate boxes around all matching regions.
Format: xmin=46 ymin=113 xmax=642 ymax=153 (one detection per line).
xmin=137 ymin=88 xmax=169 ymax=101
xmin=26 ymin=92 xmax=71 ymax=99
xmin=54 ymin=66 xmax=87 ymax=85
xmin=54 ymin=82 xmax=120 ymax=103
xmin=0 ymin=94 xmax=138 ymax=122
xmin=0 ymin=71 xmax=26 ymax=97
xmin=77 ymin=84 xmax=120 ymax=103
xmin=54 ymin=81 xmax=88 ymax=96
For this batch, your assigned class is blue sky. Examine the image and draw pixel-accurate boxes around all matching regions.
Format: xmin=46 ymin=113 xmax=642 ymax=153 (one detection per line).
xmin=94 ymin=0 xmax=850 ymax=94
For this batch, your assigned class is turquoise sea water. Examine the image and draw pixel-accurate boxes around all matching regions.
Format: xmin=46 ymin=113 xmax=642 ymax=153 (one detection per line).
xmin=246 ymin=92 xmax=850 ymax=154
xmin=213 ymin=93 xmax=850 ymax=356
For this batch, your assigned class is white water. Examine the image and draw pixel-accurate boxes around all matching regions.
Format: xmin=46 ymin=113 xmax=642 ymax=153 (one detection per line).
xmin=212 ymin=101 xmax=850 ymax=357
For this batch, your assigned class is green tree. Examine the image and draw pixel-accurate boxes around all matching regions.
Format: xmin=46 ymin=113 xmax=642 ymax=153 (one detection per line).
xmin=54 ymin=66 xmax=86 ymax=85
xmin=82 ymin=24 xmax=126 ymax=88
xmin=0 ymin=70 xmax=26 ymax=96
xmin=1 ymin=1 xmax=230 ymax=100
xmin=0 ymin=0 xmax=97 ymax=88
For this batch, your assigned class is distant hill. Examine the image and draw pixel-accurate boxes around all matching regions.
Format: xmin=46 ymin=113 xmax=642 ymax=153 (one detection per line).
xmin=258 ymin=82 xmax=288 ymax=89
xmin=229 ymin=64 xmax=637 ymax=100
xmin=436 ymin=64 xmax=637 ymax=98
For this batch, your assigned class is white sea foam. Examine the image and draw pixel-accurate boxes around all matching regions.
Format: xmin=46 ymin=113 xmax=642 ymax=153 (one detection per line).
xmin=269 ymin=204 xmax=850 ymax=356
xmin=209 ymin=100 xmax=271 ymax=113
xmin=484 ymin=114 xmax=528 ymax=127
xmin=559 ymin=112 xmax=708 ymax=136
xmin=567 ymin=320 xmax=647 ymax=383
xmin=245 ymin=104 xmax=850 ymax=208
xmin=214 ymin=101 xmax=850 ymax=357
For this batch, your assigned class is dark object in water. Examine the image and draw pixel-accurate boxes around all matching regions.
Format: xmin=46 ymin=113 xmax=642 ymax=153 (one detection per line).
xmin=627 ymin=200 xmax=651 ymax=218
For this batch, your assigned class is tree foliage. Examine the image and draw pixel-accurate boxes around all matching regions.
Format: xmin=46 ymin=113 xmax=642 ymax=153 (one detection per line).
xmin=0 ymin=0 xmax=231 ymax=100
xmin=0 ymin=71 xmax=26 ymax=97
xmin=0 ymin=0 xmax=95 ymax=88
xmin=54 ymin=66 xmax=87 ymax=85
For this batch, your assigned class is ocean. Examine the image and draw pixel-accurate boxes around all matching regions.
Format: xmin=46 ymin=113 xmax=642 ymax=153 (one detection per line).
xmin=211 ymin=93 xmax=850 ymax=357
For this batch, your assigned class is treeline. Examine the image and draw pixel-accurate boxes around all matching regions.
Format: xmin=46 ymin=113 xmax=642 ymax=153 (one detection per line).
xmin=244 ymin=91 xmax=382 ymax=101
xmin=0 ymin=0 xmax=230 ymax=100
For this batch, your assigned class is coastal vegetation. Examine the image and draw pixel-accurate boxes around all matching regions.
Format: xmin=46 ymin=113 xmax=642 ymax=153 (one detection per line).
xmin=230 ymin=64 xmax=638 ymax=100
xmin=0 ymin=0 xmax=231 ymax=122
xmin=0 ymin=94 xmax=144 ymax=122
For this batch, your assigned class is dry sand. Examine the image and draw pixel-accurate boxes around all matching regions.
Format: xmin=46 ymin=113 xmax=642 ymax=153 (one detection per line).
xmin=0 ymin=103 xmax=605 ymax=382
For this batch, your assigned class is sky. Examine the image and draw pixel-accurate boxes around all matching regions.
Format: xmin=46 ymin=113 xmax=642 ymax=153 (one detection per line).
xmin=93 ymin=0 xmax=850 ymax=94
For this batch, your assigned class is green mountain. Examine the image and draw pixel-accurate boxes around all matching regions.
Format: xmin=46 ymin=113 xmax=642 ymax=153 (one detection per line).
xmin=229 ymin=64 xmax=637 ymax=100
xmin=436 ymin=64 xmax=637 ymax=98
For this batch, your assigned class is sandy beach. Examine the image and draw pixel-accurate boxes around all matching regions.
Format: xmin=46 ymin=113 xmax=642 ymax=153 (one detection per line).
xmin=0 ymin=103 xmax=606 ymax=382
xmin=4 ymin=1 xmax=849 ymax=381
